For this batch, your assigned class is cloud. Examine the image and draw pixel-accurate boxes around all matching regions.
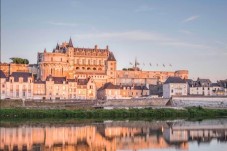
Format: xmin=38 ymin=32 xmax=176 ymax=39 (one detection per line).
xmin=135 ymin=5 xmax=154 ymax=13
xmin=74 ymin=31 xmax=172 ymax=42
xmin=73 ymin=30 xmax=215 ymax=50
xmin=183 ymin=15 xmax=200 ymax=23
xmin=48 ymin=21 xmax=78 ymax=27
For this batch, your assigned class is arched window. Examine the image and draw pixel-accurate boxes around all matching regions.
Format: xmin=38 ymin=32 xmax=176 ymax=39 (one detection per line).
xmin=87 ymin=67 xmax=91 ymax=70
xmin=82 ymin=67 xmax=85 ymax=70
xmin=93 ymin=67 xmax=96 ymax=70
xmin=76 ymin=67 xmax=80 ymax=70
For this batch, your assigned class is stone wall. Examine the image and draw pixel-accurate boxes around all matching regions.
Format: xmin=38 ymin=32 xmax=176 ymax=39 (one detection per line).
xmin=102 ymin=98 xmax=169 ymax=107
xmin=172 ymin=96 xmax=227 ymax=108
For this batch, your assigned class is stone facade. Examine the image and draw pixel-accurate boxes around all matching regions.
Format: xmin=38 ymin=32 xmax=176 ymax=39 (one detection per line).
xmin=4 ymin=72 xmax=34 ymax=100
xmin=188 ymin=78 xmax=227 ymax=96
xmin=0 ymin=38 xmax=190 ymax=100
xmin=97 ymin=82 xmax=149 ymax=100
xmin=163 ymin=77 xmax=188 ymax=98
xmin=0 ymin=63 xmax=29 ymax=77
xmin=116 ymin=70 xmax=188 ymax=85
xmin=37 ymin=39 xmax=116 ymax=89
xmin=0 ymin=70 xmax=96 ymax=100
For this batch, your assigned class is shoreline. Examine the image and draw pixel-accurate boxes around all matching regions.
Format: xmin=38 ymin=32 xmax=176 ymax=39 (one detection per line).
xmin=1 ymin=107 xmax=227 ymax=119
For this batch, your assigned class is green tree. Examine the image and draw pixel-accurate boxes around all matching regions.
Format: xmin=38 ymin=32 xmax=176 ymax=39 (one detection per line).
xmin=10 ymin=58 xmax=29 ymax=64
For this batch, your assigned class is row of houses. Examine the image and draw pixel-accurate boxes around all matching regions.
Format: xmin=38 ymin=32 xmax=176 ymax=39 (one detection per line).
xmin=163 ymin=77 xmax=227 ymax=98
xmin=0 ymin=70 xmax=96 ymax=100
xmin=0 ymin=70 xmax=149 ymax=100
xmin=1 ymin=69 xmax=226 ymax=100
xmin=97 ymin=82 xmax=149 ymax=100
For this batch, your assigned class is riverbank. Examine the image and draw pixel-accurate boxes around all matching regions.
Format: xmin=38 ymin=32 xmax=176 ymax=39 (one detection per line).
xmin=1 ymin=107 xmax=227 ymax=119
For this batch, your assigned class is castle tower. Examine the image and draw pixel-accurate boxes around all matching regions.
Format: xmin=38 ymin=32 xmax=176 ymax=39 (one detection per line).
xmin=106 ymin=51 xmax=117 ymax=84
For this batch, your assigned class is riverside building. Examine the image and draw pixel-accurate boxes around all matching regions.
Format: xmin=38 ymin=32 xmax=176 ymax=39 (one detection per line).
xmin=0 ymin=38 xmax=190 ymax=100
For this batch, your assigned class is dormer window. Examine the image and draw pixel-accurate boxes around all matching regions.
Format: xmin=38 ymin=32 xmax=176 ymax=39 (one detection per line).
xmin=19 ymin=77 xmax=23 ymax=83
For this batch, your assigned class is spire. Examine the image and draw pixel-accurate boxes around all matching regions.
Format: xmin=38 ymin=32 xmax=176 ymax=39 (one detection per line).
xmin=44 ymin=48 xmax=46 ymax=53
xmin=56 ymin=43 xmax=60 ymax=50
xmin=69 ymin=37 xmax=73 ymax=47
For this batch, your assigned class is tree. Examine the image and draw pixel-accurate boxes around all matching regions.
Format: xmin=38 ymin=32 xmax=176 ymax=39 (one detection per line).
xmin=10 ymin=57 xmax=29 ymax=64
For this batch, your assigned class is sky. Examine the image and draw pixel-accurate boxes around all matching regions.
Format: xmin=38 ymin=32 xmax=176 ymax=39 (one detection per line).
xmin=1 ymin=0 xmax=227 ymax=82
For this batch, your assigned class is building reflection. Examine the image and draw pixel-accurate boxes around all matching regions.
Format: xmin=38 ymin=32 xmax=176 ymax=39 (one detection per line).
xmin=0 ymin=120 xmax=227 ymax=151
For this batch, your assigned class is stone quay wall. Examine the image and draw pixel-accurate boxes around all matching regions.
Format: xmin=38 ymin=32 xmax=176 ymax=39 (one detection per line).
xmin=172 ymin=96 xmax=227 ymax=108
xmin=102 ymin=98 xmax=169 ymax=108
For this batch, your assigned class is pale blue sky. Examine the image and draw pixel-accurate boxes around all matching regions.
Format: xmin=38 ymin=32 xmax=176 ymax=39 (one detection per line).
xmin=1 ymin=0 xmax=227 ymax=81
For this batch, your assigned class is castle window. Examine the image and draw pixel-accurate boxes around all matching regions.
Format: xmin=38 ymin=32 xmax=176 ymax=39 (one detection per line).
xmin=93 ymin=68 xmax=96 ymax=70
xmin=76 ymin=67 xmax=80 ymax=70
xmin=82 ymin=67 xmax=85 ymax=70
xmin=87 ymin=67 xmax=91 ymax=70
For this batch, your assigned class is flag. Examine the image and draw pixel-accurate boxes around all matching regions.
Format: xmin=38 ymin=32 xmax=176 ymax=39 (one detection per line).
xmin=163 ymin=64 xmax=165 ymax=67
xmin=130 ymin=62 xmax=132 ymax=65
xmin=156 ymin=64 xmax=158 ymax=66
xmin=169 ymin=64 xmax=172 ymax=67
xmin=143 ymin=63 xmax=145 ymax=66
xmin=150 ymin=63 xmax=152 ymax=66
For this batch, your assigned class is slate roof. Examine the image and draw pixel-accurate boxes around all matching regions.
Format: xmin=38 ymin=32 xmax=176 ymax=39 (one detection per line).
xmin=77 ymin=79 xmax=89 ymax=85
xmin=10 ymin=72 xmax=32 ymax=82
xmin=211 ymin=83 xmax=220 ymax=87
xmin=185 ymin=79 xmax=194 ymax=87
xmin=68 ymin=37 xmax=74 ymax=47
xmin=34 ymin=79 xmax=45 ymax=84
xmin=46 ymin=75 xmax=67 ymax=84
xmin=67 ymin=79 xmax=76 ymax=82
xmin=218 ymin=80 xmax=227 ymax=88
xmin=195 ymin=78 xmax=212 ymax=87
xmin=121 ymin=85 xmax=149 ymax=90
xmin=134 ymin=85 xmax=149 ymax=90
xmin=164 ymin=77 xmax=186 ymax=84
xmin=0 ymin=70 xmax=6 ymax=78
xmin=98 ymin=82 xmax=120 ymax=91
xmin=107 ymin=52 xmax=116 ymax=61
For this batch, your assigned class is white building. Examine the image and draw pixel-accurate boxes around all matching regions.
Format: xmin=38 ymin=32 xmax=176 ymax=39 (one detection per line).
xmin=163 ymin=77 xmax=187 ymax=98
xmin=189 ymin=78 xmax=226 ymax=96
xmin=5 ymin=72 xmax=34 ymax=100
xmin=0 ymin=70 xmax=7 ymax=99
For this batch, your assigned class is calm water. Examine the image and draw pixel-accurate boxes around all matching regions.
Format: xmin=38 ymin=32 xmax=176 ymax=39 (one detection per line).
xmin=1 ymin=119 xmax=227 ymax=151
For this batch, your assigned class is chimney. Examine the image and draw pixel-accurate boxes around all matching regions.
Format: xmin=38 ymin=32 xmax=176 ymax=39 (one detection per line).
xmin=95 ymin=45 xmax=98 ymax=49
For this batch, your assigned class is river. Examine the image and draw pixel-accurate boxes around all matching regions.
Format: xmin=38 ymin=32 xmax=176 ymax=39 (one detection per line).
xmin=0 ymin=118 xmax=227 ymax=151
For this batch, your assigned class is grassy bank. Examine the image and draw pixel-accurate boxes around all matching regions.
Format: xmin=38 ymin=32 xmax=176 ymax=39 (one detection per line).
xmin=1 ymin=107 xmax=227 ymax=119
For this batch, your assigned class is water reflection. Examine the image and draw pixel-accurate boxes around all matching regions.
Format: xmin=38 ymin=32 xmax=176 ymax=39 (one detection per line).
xmin=0 ymin=119 xmax=227 ymax=151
